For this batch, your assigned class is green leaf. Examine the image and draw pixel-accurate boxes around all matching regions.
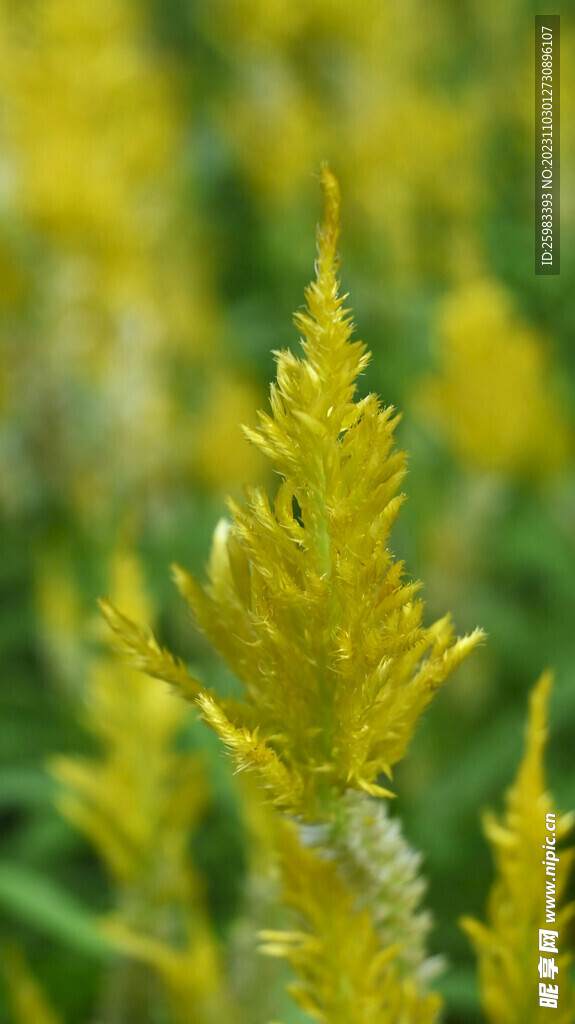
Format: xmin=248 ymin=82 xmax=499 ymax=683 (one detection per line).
xmin=0 ymin=861 xmax=113 ymax=960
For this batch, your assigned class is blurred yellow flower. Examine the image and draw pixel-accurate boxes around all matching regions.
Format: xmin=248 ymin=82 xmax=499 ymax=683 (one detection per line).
xmin=200 ymin=0 xmax=483 ymax=277
xmin=462 ymin=673 xmax=575 ymax=1024
xmin=417 ymin=279 xmax=572 ymax=476
xmin=49 ymin=549 xmax=234 ymax=1024
xmin=0 ymin=0 xmax=185 ymax=340
xmin=193 ymin=373 xmax=267 ymax=492
xmin=0 ymin=0 xmax=259 ymax=517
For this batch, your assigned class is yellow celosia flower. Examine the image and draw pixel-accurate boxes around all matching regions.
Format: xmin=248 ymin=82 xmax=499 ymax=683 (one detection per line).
xmin=100 ymin=917 xmax=237 ymax=1024
xmin=0 ymin=0 xmax=263 ymax=517
xmin=199 ymin=0 xmax=484 ymax=278
xmin=51 ymin=551 xmax=203 ymax=888
xmin=102 ymin=168 xmax=483 ymax=821
xmin=417 ymin=279 xmax=572 ymax=477
xmin=461 ymin=673 xmax=575 ymax=1024
xmin=0 ymin=0 xmax=178 ymax=277
xmin=51 ymin=550 xmax=235 ymax=1024
xmin=260 ymin=819 xmax=442 ymax=1024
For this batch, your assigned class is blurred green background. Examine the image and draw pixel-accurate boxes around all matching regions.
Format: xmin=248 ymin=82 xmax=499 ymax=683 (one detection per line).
xmin=0 ymin=0 xmax=574 ymax=1021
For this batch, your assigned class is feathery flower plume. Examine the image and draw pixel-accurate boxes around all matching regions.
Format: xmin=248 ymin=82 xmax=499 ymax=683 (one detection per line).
xmin=54 ymin=551 xmax=235 ymax=1024
xmin=461 ymin=672 xmax=575 ymax=1024
xmin=102 ymin=166 xmax=483 ymax=822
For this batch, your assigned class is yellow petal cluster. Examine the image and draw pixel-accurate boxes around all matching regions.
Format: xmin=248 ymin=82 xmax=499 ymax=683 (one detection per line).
xmin=106 ymin=168 xmax=483 ymax=821
xmin=461 ymin=673 xmax=575 ymax=1024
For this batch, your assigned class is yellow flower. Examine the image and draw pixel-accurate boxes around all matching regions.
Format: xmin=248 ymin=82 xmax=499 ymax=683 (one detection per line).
xmin=0 ymin=0 xmax=251 ymax=518
xmin=417 ymin=279 xmax=572 ymax=477
xmin=103 ymin=168 xmax=483 ymax=821
xmin=200 ymin=0 xmax=483 ymax=277
xmin=260 ymin=819 xmax=442 ymax=1024
xmin=51 ymin=549 xmax=235 ymax=1024
xmin=461 ymin=673 xmax=575 ymax=1024
xmin=51 ymin=550 xmax=203 ymax=888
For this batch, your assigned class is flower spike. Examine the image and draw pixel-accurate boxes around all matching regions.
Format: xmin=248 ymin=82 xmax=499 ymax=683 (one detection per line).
xmin=110 ymin=169 xmax=484 ymax=820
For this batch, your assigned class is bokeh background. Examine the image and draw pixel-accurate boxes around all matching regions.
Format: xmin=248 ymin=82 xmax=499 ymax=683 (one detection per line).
xmin=0 ymin=1 xmax=574 ymax=1021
